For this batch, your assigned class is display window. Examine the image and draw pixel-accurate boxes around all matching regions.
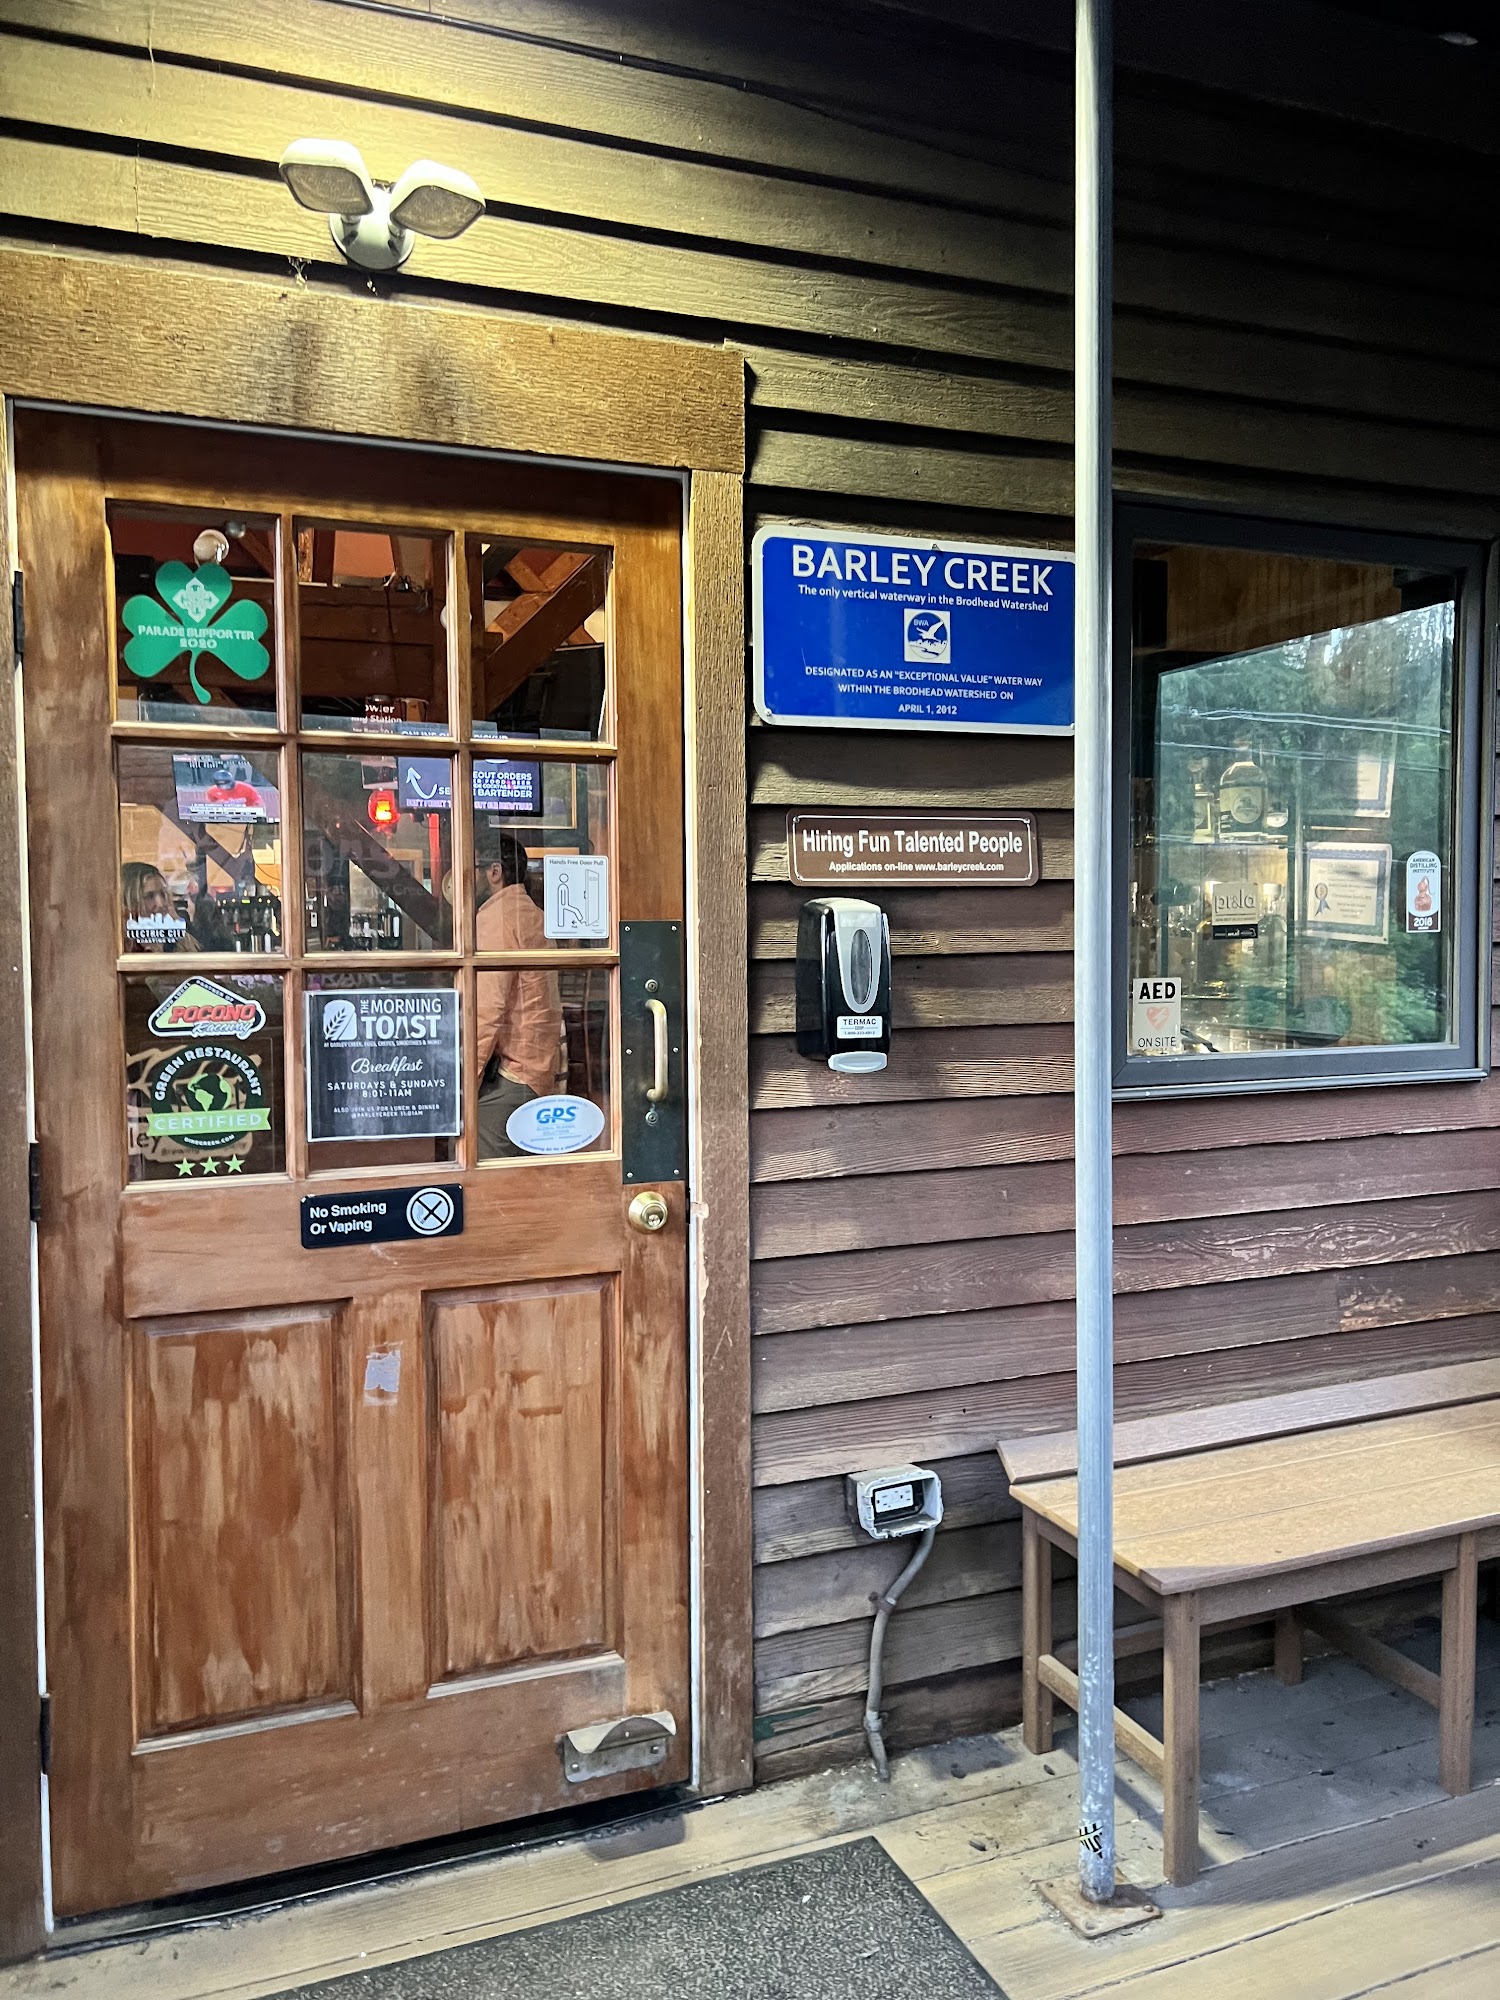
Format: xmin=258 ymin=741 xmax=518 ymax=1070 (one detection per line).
xmin=1117 ymin=509 xmax=1489 ymax=1091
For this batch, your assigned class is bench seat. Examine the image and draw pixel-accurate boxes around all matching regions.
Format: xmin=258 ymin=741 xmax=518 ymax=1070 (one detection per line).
xmin=999 ymin=1360 xmax=1500 ymax=1885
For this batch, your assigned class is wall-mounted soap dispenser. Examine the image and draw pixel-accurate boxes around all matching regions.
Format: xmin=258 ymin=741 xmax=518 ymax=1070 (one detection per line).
xmin=795 ymin=896 xmax=892 ymax=1073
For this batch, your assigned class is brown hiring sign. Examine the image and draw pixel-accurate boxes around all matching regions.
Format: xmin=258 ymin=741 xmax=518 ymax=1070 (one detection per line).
xmin=787 ymin=811 xmax=1039 ymax=888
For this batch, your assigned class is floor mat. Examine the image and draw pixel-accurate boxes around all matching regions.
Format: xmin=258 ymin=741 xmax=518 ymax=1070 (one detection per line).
xmin=271 ymin=1837 xmax=1007 ymax=1999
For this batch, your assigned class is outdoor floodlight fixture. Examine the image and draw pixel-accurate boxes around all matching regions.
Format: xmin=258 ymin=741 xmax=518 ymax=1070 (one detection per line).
xmin=278 ymin=139 xmax=485 ymax=272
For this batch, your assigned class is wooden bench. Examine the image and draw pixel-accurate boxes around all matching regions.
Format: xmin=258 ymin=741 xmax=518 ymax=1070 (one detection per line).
xmin=999 ymin=1359 xmax=1500 ymax=1885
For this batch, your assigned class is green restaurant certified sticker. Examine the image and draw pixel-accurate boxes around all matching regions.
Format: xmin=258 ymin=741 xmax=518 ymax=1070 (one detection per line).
xmin=121 ymin=561 xmax=270 ymax=706
xmin=145 ymin=1041 xmax=269 ymax=1154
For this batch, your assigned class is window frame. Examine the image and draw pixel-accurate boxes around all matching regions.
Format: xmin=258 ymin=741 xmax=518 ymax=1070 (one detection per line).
xmin=1112 ymin=502 xmax=1494 ymax=1097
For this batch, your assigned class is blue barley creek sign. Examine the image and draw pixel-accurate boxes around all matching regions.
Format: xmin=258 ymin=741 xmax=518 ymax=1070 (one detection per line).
xmin=752 ymin=525 xmax=1075 ymax=735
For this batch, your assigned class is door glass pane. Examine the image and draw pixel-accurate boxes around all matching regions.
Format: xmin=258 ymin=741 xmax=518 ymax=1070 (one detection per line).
xmin=302 ymin=752 xmax=453 ymax=950
xmin=297 ymin=525 xmax=449 ymax=735
xmin=119 ymin=745 xmax=283 ymax=954
xmin=468 ymin=536 xmax=609 ymax=740
xmin=1128 ymin=542 xmax=1459 ymax=1060
xmin=125 ymin=971 xmax=285 ymax=1181
xmin=305 ymin=969 xmax=459 ymax=1170
xmin=477 ymin=967 xmax=610 ymax=1160
xmin=471 ymin=759 xmax=610 ymax=951
xmin=110 ymin=509 xmax=277 ymax=727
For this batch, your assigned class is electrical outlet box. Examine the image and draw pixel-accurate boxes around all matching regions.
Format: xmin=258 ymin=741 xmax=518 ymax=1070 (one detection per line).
xmin=845 ymin=1464 xmax=943 ymax=1540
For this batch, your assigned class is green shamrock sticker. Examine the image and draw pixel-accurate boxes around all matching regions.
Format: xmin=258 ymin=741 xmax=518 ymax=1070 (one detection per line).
xmin=120 ymin=562 xmax=270 ymax=705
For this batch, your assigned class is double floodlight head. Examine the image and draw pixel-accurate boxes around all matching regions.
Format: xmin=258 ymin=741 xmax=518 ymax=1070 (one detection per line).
xmin=279 ymin=139 xmax=484 ymax=271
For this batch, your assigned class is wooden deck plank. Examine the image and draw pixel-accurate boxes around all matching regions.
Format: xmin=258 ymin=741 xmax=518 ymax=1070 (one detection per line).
xmin=1089 ymin=1858 xmax=1500 ymax=2000
xmin=978 ymin=1792 xmax=1500 ymax=2000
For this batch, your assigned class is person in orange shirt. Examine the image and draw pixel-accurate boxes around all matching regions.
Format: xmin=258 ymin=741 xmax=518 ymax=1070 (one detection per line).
xmin=474 ymin=830 xmax=563 ymax=1156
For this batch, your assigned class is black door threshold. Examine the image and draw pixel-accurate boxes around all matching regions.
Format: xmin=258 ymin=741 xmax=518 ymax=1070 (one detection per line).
xmin=52 ymin=1782 xmax=698 ymax=1955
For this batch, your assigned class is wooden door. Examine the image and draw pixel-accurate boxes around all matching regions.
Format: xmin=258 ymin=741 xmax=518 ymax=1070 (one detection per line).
xmin=18 ymin=413 xmax=691 ymax=1914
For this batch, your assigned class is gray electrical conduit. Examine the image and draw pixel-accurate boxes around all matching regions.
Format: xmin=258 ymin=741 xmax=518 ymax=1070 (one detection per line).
xmin=863 ymin=1524 xmax=937 ymax=1781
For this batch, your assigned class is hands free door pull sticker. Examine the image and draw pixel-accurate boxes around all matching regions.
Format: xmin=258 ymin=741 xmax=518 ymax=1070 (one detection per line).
xmin=120 ymin=561 xmax=270 ymax=706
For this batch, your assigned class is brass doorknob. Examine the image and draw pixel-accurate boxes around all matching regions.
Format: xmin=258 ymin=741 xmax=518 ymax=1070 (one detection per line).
xmin=627 ymin=1190 xmax=670 ymax=1234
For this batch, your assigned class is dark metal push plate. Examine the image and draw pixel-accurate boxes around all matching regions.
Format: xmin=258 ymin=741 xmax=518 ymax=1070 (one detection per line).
xmin=620 ymin=920 xmax=685 ymax=1185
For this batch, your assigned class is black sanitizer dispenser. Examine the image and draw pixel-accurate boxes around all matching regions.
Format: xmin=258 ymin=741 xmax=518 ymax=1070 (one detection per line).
xmin=795 ymin=897 xmax=892 ymax=1073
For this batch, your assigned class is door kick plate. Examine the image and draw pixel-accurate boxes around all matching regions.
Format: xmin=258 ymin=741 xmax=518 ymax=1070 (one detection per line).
xmin=560 ymin=1710 xmax=676 ymax=1784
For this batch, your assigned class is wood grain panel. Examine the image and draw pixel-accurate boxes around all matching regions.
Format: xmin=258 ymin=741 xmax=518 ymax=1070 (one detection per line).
xmin=753 ymin=1295 xmax=1500 ymax=1416
xmin=431 ymin=1279 xmax=612 ymax=1679
xmin=11 ymin=24 xmax=1500 ymax=380
xmin=751 ymin=1093 xmax=1076 ymax=1181
xmin=754 ymin=1589 xmax=1034 ymax=1714
xmin=0 ymin=245 xmax=742 ymax=476
xmin=753 ymin=1522 xmax=1019 ymax=1639
xmin=120 ymin=1158 xmax=627 ymax=1318
xmin=752 ymin=1026 xmax=1073 ymax=1112
xmin=750 ymin=882 xmax=1074 ymax=960
xmin=748 ymin=349 xmax=1500 ymax=498
xmin=750 ymin=1072 xmax=1500 ymax=1182
xmin=751 ymin=1315 xmax=1500 ymax=1487
xmin=752 ymin=1190 xmax=1500 ymax=1337
xmin=749 ymin=729 xmax=1072 ymax=810
xmin=751 ymin=954 xmax=1074 ymax=1035
xmin=751 ymin=1129 xmax=1500 ymax=1261
xmin=135 ymin=1308 xmax=346 ymax=1733
xmin=0 ymin=320 xmax=42 ymax=1960
xmin=753 ymin=1452 xmax=1014 ymax=1565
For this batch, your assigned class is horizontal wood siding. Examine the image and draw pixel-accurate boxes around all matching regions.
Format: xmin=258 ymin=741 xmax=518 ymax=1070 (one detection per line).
xmin=2 ymin=0 xmax=1497 ymax=1788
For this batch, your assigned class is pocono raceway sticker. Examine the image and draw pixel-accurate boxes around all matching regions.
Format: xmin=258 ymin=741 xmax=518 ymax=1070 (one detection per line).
xmin=506 ymin=1093 xmax=607 ymax=1155
xmin=148 ymin=975 xmax=267 ymax=1041
xmin=1130 ymin=975 xmax=1182 ymax=1057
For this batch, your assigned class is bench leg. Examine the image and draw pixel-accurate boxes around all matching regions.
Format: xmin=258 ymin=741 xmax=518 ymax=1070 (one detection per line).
xmin=1021 ymin=1511 xmax=1054 ymax=1756
xmin=1439 ymin=1533 xmax=1478 ymax=1797
xmin=1162 ymin=1592 xmax=1201 ymax=1886
xmin=1274 ymin=1608 xmax=1303 ymax=1687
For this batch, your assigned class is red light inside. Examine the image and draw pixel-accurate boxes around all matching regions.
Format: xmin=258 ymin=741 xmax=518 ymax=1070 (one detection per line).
xmin=367 ymin=789 xmax=398 ymax=830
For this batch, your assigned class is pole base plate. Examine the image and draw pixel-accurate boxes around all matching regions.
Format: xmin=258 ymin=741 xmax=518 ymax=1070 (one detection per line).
xmin=1034 ymin=1873 xmax=1161 ymax=1937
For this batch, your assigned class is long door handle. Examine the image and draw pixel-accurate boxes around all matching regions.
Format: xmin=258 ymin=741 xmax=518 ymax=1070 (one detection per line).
xmin=645 ymin=996 xmax=669 ymax=1102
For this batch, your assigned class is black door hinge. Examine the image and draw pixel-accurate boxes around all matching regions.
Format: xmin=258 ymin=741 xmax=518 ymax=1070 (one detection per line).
xmin=10 ymin=572 xmax=22 ymax=670
xmin=38 ymin=1694 xmax=51 ymax=1776
xmin=28 ymin=1142 xmax=40 ymax=1224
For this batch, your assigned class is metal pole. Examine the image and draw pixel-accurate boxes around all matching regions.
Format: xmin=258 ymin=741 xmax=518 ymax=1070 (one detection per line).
xmin=1073 ymin=0 xmax=1116 ymax=1905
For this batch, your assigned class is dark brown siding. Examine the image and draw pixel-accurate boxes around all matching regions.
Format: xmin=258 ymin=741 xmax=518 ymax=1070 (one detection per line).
xmin=1 ymin=0 xmax=1497 ymax=1786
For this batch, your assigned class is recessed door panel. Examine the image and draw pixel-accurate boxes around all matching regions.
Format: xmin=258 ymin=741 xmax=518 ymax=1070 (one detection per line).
xmin=135 ymin=1306 xmax=348 ymax=1735
xmin=432 ymin=1277 xmax=614 ymax=1680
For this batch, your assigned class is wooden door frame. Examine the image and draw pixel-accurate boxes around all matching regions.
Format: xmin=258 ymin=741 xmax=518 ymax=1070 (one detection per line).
xmin=0 ymin=245 xmax=751 ymax=1962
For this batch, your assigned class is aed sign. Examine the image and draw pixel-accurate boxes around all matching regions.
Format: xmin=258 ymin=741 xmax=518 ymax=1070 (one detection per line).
xmin=753 ymin=525 xmax=1074 ymax=735
xmin=1130 ymin=976 xmax=1182 ymax=1058
xmin=788 ymin=811 xmax=1039 ymax=887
